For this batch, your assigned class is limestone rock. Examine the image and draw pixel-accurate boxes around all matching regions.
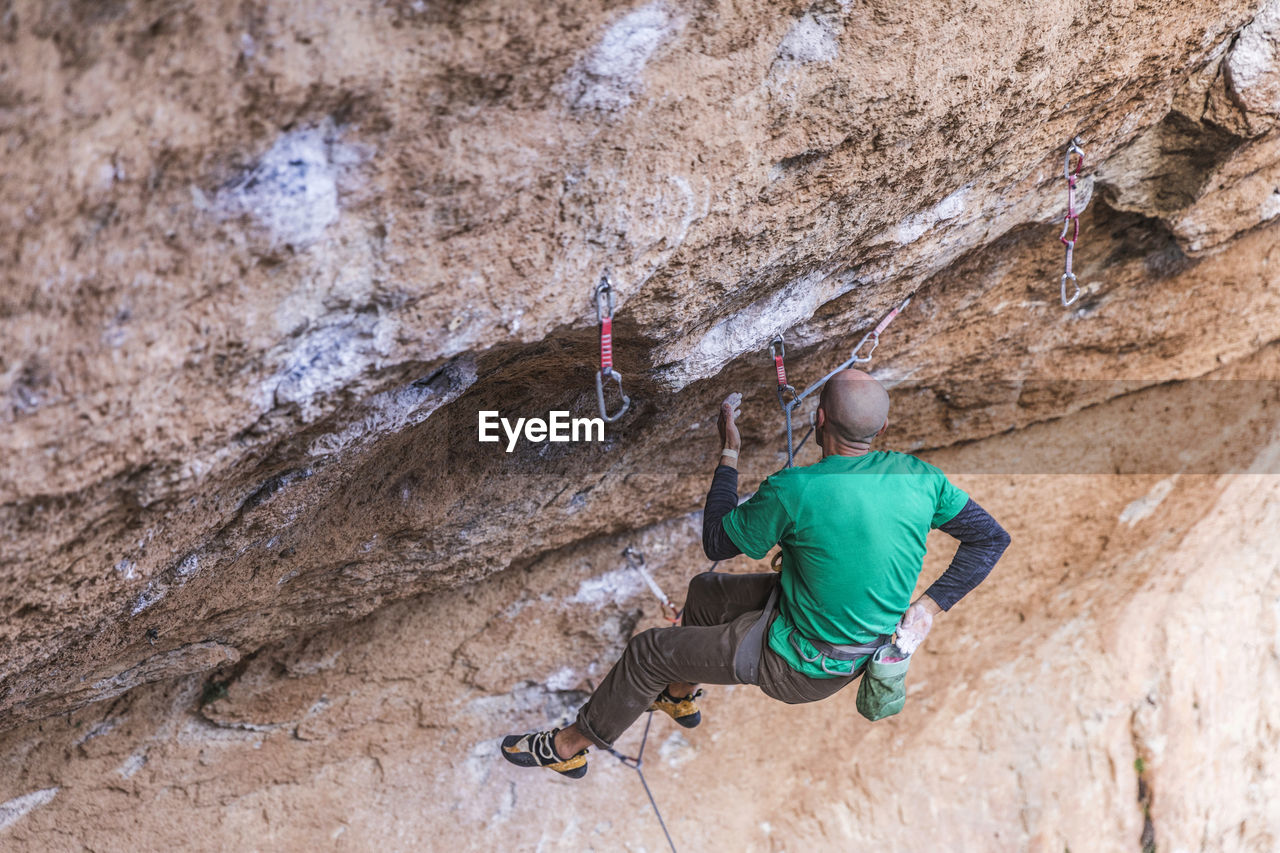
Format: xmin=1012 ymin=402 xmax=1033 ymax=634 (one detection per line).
xmin=1223 ymin=0 xmax=1280 ymax=133
xmin=2 ymin=0 xmax=1280 ymax=849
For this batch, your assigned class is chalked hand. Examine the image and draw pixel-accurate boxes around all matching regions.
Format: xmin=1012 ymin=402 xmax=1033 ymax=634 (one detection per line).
xmin=718 ymin=392 xmax=743 ymax=453
xmin=894 ymin=600 xmax=935 ymax=655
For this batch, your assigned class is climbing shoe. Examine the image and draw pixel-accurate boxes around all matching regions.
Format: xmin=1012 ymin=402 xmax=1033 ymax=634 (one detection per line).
xmin=649 ymin=687 xmax=704 ymax=729
xmin=500 ymin=728 xmax=589 ymax=779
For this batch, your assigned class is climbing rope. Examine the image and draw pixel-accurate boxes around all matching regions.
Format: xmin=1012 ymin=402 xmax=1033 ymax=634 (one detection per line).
xmin=605 ymin=547 xmax=729 ymax=848
xmin=770 ymin=297 xmax=911 ymax=467
xmin=598 ymin=550 xmax=684 ymax=851
xmin=623 ymin=546 xmax=681 ymax=623
xmin=594 ymin=275 xmax=631 ymax=422
xmin=1059 ymin=137 xmax=1085 ymax=307
xmin=791 ymin=410 xmax=818 ymax=457
xmin=605 ymin=710 xmax=678 ymax=852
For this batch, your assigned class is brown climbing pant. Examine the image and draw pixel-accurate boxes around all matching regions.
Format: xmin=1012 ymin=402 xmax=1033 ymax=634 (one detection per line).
xmin=575 ymin=571 xmax=859 ymax=749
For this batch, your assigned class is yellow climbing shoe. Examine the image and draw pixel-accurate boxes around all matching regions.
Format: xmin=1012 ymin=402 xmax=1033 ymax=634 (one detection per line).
xmin=500 ymin=728 xmax=589 ymax=778
xmin=649 ymin=687 xmax=703 ymax=729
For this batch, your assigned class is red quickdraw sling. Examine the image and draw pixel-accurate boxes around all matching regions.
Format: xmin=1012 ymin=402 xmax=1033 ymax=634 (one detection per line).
xmin=594 ymin=275 xmax=631 ymax=423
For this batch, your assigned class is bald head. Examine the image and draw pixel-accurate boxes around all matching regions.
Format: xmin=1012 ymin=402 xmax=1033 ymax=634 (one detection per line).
xmin=818 ymin=370 xmax=890 ymax=444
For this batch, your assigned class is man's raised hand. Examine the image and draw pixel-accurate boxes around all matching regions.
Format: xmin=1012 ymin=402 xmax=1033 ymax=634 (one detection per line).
xmin=718 ymin=392 xmax=743 ymax=453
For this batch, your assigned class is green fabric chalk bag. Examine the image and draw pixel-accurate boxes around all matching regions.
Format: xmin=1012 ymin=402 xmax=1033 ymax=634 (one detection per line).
xmin=856 ymin=644 xmax=911 ymax=721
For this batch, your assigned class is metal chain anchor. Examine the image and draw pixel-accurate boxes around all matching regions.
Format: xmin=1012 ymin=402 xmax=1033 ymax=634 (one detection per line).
xmin=594 ymin=275 xmax=631 ymax=423
xmin=769 ymin=297 xmax=911 ymax=467
xmin=1059 ymin=137 xmax=1085 ymax=307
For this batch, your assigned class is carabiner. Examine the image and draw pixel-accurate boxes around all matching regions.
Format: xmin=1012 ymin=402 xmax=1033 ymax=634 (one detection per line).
xmin=850 ymin=332 xmax=880 ymax=363
xmin=769 ymin=336 xmax=796 ymax=404
xmin=1064 ymin=137 xmax=1085 ymax=180
xmin=1059 ymin=215 xmax=1080 ymax=245
xmin=850 ymin=296 xmax=911 ymax=363
xmin=596 ymin=367 xmax=631 ymax=423
xmin=1061 ymin=272 xmax=1081 ymax=307
xmin=595 ymin=275 xmax=615 ymax=324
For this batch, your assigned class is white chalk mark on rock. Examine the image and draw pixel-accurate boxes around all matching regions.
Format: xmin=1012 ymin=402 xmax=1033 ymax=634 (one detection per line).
xmin=658 ymin=730 xmax=695 ymax=767
xmin=117 ymin=752 xmax=147 ymax=779
xmin=130 ymin=582 xmax=167 ymax=616
xmin=1226 ymin=0 xmax=1280 ymax=118
xmin=563 ymin=4 xmax=679 ymax=112
xmin=73 ymin=718 xmax=119 ymax=747
xmin=668 ymin=175 xmax=697 ymax=249
xmin=176 ymin=553 xmax=199 ymax=578
xmin=545 ymin=667 xmax=579 ymax=691
xmin=1119 ymin=477 xmax=1177 ymax=526
xmin=217 ymin=122 xmax=366 ymax=247
xmin=776 ymin=12 xmax=840 ymax=64
xmin=894 ymin=185 xmax=973 ymax=245
xmin=568 ymin=567 xmax=647 ymax=607
xmin=0 ymin=788 xmax=59 ymax=833
xmin=267 ymin=312 xmax=396 ymax=421
xmin=308 ymin=355 xmax=478 ymax=457
xmin=680 ymin=268 xmax=832 ymax=381
xmin=1261 ymin=189 xmax=1280 ymax=222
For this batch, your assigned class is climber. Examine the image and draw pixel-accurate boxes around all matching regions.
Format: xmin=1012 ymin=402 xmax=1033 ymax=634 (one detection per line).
xmin=500 ymin=370 xmax=1010 ymax=778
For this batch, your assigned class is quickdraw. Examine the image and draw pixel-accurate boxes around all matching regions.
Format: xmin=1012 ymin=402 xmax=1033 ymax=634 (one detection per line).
xmin=769 ymin=336 xmax=796 ymax=408
xmin=594 ymin=275 xmax=631 ymax=423
xmin=1059 ymin=138 xmax=1085 ymax=307
xmin=623 ymin=547 xmax=680 ymax=624
xmin=770 ymin=297 xmax=911 ymax=467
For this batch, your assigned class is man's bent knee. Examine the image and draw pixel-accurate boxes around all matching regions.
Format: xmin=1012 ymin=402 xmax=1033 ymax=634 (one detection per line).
xmin=625 ymin=626 xmax=665 ymax=661
xmin=681 ymin=572 xmax=721 ymax=626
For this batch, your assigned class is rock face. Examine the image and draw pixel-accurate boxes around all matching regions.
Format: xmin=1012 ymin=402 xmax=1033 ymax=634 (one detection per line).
xmin=2 ymin=0 xmax=1279 ymax=849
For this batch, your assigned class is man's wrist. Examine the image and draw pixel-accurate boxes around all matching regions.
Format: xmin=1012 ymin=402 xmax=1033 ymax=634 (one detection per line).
xmin=719 ymin=447 xmax=740 ymax=469
xmin=916 ymin=594 xmax=943 ymax=616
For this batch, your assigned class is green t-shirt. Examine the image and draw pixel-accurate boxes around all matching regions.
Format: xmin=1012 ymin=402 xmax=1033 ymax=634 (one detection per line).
xmin=722 ymin=451 xmax=969 ymax=678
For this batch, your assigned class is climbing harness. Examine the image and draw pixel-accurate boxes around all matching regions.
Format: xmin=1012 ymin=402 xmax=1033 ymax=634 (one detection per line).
xmin=623 ymin=547 xmax=681 ymax=624
xmin=605 ymin=710 xmax=678 ymax=853
xmin=770 ymin=297 xmax=911 ymax=467
xmin=1059 ymin=137 xmax=1085 ymax=307
xmin=594 ymin=275 xmax=631 ymax=422
xmin=788 ymin=627 xmax=891 ymax=676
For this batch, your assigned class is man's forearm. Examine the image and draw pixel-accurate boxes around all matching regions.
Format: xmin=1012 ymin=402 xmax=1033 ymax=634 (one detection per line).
xmin=702 ymin=464 xmax=743 ymax=561
xmin=924 ymin=499 xmax=1011 ymax=611
xmin=912 ymin=594 xmax=943 ymax=616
